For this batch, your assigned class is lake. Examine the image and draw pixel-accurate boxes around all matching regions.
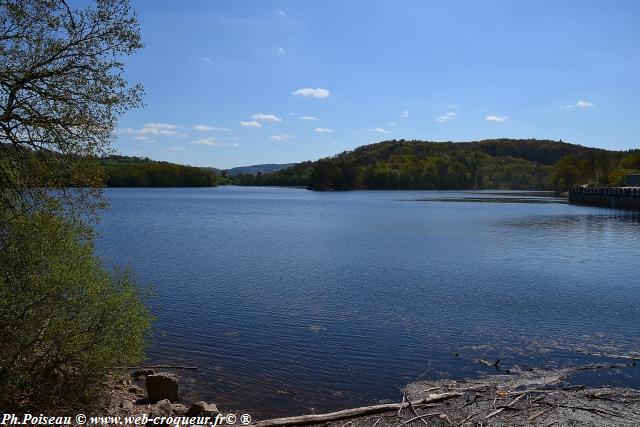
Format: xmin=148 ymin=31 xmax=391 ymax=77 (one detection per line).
xmin=95 ymin=187 xmax=640 ymax=417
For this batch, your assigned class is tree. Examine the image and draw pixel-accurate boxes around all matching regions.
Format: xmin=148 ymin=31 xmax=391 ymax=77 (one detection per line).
xmin=1 ymin=0 xmax=143 ymax=223
xmin=0 ymin=213 xmax=150 ymax=412
xmin=0 ymin=0 xmax=150 ymax=412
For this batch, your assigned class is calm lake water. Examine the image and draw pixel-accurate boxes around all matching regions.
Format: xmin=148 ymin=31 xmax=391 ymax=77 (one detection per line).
xmin=95 ymin=187 xmax=640 ymax=417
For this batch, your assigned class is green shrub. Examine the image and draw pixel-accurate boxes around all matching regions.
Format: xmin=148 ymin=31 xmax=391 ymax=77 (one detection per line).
xmin=0 ymin=213 xmax=151 ymax=412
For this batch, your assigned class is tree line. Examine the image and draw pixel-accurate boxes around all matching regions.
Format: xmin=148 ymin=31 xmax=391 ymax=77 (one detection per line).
xmin=101 ymin=156 xmax=218 ymax=187
xmin=235 ymin=139 xmax=640 ymax=192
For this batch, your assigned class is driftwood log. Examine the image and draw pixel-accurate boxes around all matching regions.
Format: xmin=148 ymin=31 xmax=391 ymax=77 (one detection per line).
xmin=249 ymin=392 xmax=462 ymax=427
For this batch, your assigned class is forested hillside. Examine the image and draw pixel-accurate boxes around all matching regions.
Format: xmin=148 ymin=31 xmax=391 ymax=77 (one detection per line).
xmin=236 ymin=139 xmax=640 ymax=191
xmin=101 ymin=156 xmax=218 ymax=187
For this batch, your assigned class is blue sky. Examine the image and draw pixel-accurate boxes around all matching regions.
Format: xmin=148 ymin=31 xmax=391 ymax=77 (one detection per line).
xmin=116 ymin=0 xmax=640 ymax=169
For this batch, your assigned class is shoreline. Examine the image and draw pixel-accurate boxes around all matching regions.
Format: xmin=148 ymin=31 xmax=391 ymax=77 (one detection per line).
xmin=107 ymin=358 xmax=640 ymax=426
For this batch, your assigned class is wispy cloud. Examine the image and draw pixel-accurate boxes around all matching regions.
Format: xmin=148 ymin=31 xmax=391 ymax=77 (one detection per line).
xmin=292 ymin=88 xmax=330 ymax=98
xmin=120 ymin=123 xmax=179 ymax=138
xmin=566 ymin=100 xmax=595 ymax=108
xmin=240 ymin=120 xmax=262 ymax=128
xmin=371 ymin=128 xmax=391 ymax=134
xmin=400 ymin=110 xmax=410 ymax=118
xmin=275 ymin=10 xmax=287 ymax=16
xmin=270 ymin=134 xmax=291 ymax=141
xmin=300 ymin=115 xmax=318 ymax=120
xmin=164 ymin=146 xmax=187 ymax=151
xmin=276 ymin=47 xmax=286 ymax=55
xmin=197 ymin=56 xmax=212 ymax=63
xmin=435 ymin=111 xmax=457 ymax=122
xmin=485 ymin=115 xmax=509 ymax=122
xmin=193 ymin=125 xmax=233 ymax=132
xmin=192 ymin=137 xmax=239 ymax=147
xmin=315 ymin=127 xmax=333 ymax=133
xmin=252 ymin=113 xmax=282 ymax=123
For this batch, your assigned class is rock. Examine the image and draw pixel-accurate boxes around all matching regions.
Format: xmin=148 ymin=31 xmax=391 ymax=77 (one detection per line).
xmin=119 ymin=400 xmax=134 ymax=410
xmin=132 ymin=369 xmax=155 ymax=378
xmin=186 ymin=401 xmax=219 ymax=417
xmin=153 ymin=399 xmax=172 ymax=416
xmin=145 ymin=373 xmax=179 ymax=402
xmin=146 ymin=400 xmax=173 ymax=427
xmin=128 ymin=385 xmax=145 ymax=395
xmin=171 ymin=403 xmax=188 ymax=415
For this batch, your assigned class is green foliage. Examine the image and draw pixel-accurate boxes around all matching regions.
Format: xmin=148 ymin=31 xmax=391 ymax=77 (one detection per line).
xmin=238 ymin=139 xmax=638 ymax=192
xmin=0 ymin=213 xmax=151 ymax=412
xmin=0 ymin=1 xmax=152 ymax=414
xmin=1 ymin=0 xmax=142 ymax=223
xmin=101 ymin=156 xmax=217 ymax=187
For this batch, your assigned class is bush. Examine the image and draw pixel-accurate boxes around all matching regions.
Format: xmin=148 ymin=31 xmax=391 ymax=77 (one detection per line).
xmin=0 ymin=213 xmax=151 ymax=412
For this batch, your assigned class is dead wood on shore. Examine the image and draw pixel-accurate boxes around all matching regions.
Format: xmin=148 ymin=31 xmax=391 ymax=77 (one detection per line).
xmin=249 ymin=363 xmax=640 ymax=426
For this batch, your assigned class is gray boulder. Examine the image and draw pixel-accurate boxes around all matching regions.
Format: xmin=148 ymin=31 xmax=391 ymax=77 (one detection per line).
xmin=145 ymin=373 xmax=179 ymax=402
xmin=153 ymin=399 xmax=172 ymax=416
xmin=186 ymin=401 xmax=219 ymax=417
xmin=171 ymin=403 xmax=188 ymax=415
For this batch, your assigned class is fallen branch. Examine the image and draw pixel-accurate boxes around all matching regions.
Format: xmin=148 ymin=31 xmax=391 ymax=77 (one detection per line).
xmin=483 ymin=392 xmax=528 ymax=420
xmin=123 ymin=365 xmax=198 ymax=370
xmin=403 ymin=413 xmax=452 ymax=425
xmin=527 ymin=408 xmax=550 ymax=423
xmin=249 ymin=392 xmax=462 ymax=427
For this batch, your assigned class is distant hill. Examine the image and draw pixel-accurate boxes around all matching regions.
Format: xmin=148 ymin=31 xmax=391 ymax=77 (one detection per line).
xmin=100 ymin=156 xmax=217 ymax=187
xmin=226 ymin=163 xmax=296 ymax=176
xmin=235 ymin=139 xmax=639 ymax=191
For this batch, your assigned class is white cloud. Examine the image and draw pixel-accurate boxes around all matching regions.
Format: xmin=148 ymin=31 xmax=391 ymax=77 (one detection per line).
xmin=371 ymin=128 xmax=391 ymax=134
xmin=389 ymin=122 xmax=398 ymax=127
xmin=299 ymin=115 xmax=318 ymax=120
xmin=276 ymin=47 xmax=286 ymax=55
xmin=435 ymin=111 xmax=457 ymax=122
xmin=193 ymin=125 xmax=233 ymax=132
xmin=565 ymin=100 xmax=596 ymax=109
xmin=197 ymin=56 xmax=212 ymax=63
xmin=292 ymin=88 xmax=330 ymax=98
xmin=577 ymin=100 xmax=595 ymax=108
xmin=315 ymin=127 xmax=333 ymax=133
xmin=275 ymin=10 xmax=286 ymax=16
xmin=445 ymin=103 xmax=459 ymax=109
xmin=485 ymin=115 xmax=509 ymax=122
xmin=192 ymin=137 xmax=239 ymax=147
xmin=240 ymin=120 xmax=262 ymax=128
xmin=252 ymin=113 xmax=282 ymax=122
xmin=270 ymin=134 xmax=291 ymax=141
xmin=400 ymin=110 xmax=410 ymax=118
xmin=164 ymin=146 xmax=187 ymax=151
xmin=120 ymin=123 xmax=178 ymax=137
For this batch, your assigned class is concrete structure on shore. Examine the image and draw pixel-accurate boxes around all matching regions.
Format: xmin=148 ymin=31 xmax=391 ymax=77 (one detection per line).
xmin=625 ymin=174 xmax=640 ymax=186
xmin=569 ymin=180 xmax=640 ymax=211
